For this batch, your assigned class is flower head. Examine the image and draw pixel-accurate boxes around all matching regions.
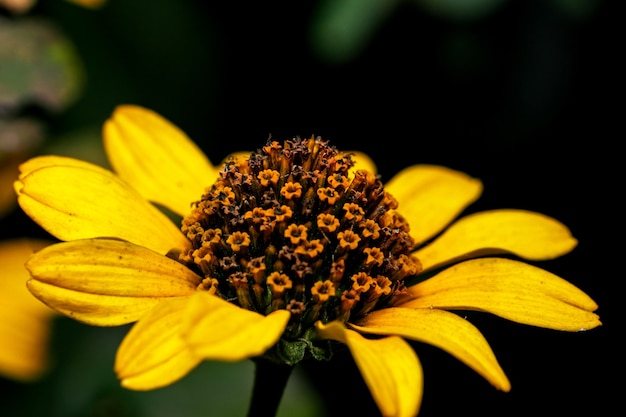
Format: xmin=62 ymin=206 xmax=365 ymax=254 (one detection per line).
xmin=15 ymin=105 xmax=601 ymax=417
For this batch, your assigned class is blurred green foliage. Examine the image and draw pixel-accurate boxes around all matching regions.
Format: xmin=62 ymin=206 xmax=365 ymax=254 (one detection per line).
xmin=0 ymin=17 xmax=84 ymax=112
xmin=309 ymin=0 xmax=599 ymax=64
xmin=0 ymin=0 xmax=614 ymax=416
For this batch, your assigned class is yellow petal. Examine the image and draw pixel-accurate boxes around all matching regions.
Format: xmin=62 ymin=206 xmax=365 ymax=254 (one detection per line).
xmin=0 ymin=239 xmax=53 ymax=316
xmin=115 ymin=297 xmax=203 ymax=390
xmin=315 ymin=321 xmax=422 ymax=417
xmin=0 ymin=239 xmax=55 ymax=381
xmin=104 ymin=105 xmax=220 ymax=217
xmin=404 ymin=258 xmax=601 ymax=331
xmin=0 ymin=309 xmax=53 ymax=382
xmin=414 ymin=209 xmax=578 ymax=272
xmin=352 ymin=308 xmax=511 ymax=392
xmin=181 ymin=292 xmax=290 ymax=361
xmin=26 ymin=238 xmax=200 ymax=326
xmin=385 ymin=165 xmax=483 ymax=246
xmin=15 ymin=161 xmax=189 ymax=254
xmin=17 ymin=154 xmax=112 ymax=180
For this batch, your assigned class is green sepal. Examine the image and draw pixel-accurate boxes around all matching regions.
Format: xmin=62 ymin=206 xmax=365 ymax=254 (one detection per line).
xmin=263 ymin=328 xmax=334 ymax=366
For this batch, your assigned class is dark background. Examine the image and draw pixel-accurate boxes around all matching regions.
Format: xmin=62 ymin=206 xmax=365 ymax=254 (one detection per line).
xmin=2 ymin=0 xmax=619 ymax=416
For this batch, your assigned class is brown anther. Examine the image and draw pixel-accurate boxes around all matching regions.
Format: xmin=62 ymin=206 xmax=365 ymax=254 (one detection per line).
xmin=219 ymin=255 xmax=238 ymax=271
xmin=223 ymin=205 xmax=244 ymax=226
xmin=277 ymin=245 xmax=295 ymax=261
xmin=232 ymin=171 xmax=253 ymax=187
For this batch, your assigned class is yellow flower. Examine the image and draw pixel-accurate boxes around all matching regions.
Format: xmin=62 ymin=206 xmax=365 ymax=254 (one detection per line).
xmin=0 ymin=0 xmax=105 ymax=14
xmin=15 ymin=105 xmax=601 ymax=417
xmin=0 ymin=238 xmax=55 ymax=382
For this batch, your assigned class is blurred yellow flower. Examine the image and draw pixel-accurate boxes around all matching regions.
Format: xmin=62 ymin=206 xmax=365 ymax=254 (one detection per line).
xmin=0 ymin=156 xmax=23 ymax=217
xmin=0 ymin=0 xmax=105 ymax=14
xmin=0 ymin=238 xmax=55 ymax=382
xmin=15 ymin=105 xmax=601 ymax=417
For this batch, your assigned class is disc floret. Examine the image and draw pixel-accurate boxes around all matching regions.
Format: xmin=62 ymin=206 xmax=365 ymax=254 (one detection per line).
xmin=179 ymin=136 xmax=421 ymax=362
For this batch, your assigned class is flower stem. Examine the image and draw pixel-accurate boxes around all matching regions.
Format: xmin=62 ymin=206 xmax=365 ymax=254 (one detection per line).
xmin=247 ymin=359 xmax=294 ymax=417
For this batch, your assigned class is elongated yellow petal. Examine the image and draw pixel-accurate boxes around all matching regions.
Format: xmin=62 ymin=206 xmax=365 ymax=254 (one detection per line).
xmin=15 ymin=162 xmax=189 ymax=254
xmin=104 ymin=105 xmax=220 ymax=217
xmin=385 ymin=165 xmax=483 ymax=246
xmin=26 ymin=238 xmax=200 ymax=326
xmin=315 ymin=321 xmax=422 ymax=417
xmin=352 ymin=308 xmax=511 ymax=392
xmin=404 ymin=258 xmax=601 ymax=331
xmin=181 ymin=292 xmax=290 ymax=360
xmin=0 ymin=239 xmax=55 ymax=381
xmin=414 ymin=209 xmax=578 ymax=272
xmin=115 ymin=297 xmax=203 ymax=390
xmin=16 ymin=155 xmax=107 ymax=179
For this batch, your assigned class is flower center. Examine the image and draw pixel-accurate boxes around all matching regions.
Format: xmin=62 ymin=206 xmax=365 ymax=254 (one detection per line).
xmin=178 ymin=136 xmax=421 ymax=356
